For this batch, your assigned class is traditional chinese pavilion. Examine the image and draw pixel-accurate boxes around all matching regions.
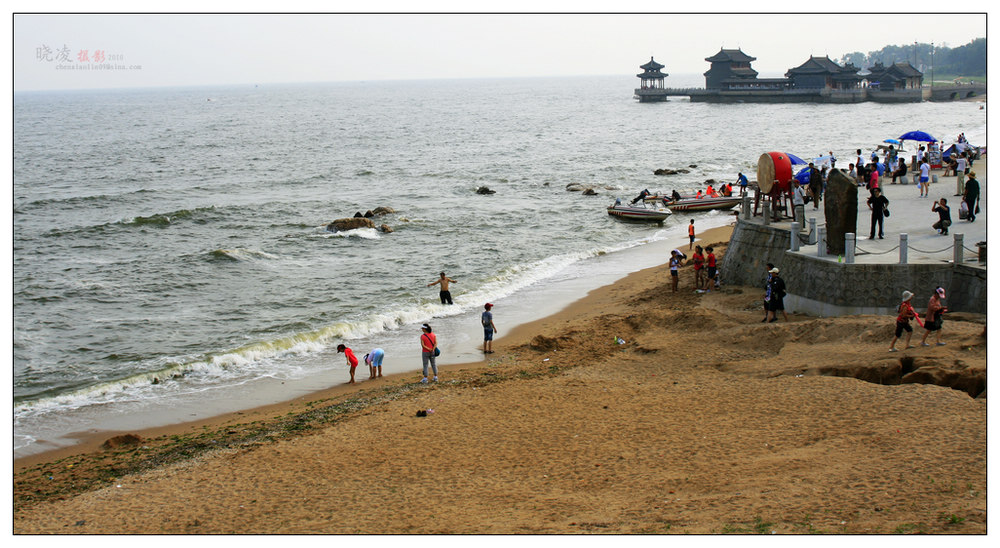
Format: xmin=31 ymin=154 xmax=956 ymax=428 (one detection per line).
xmin=703 ymin=48 xmax=759 ymax=89
xmin=635 ymin=57 xmax=669 ymax=102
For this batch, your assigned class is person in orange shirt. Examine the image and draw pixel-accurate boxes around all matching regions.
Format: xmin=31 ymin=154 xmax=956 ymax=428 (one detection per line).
xmin=706 ymin=185 xmax=718 ymax=198
xmin=688 ymin=219 xmax=695 ymax=250
xmin=337 ymin=344 xmax=359 ymax=384
xmin=888 ymin=290 xmax=922 ymax=352
xmin=705 ymin=246 xmax=718 ymax=291
xmin=691 ymin=245 xmax=705 ymax=291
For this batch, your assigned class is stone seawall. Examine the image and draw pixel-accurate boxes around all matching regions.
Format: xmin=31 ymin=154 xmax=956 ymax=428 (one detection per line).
xmin=720 ymin=220 xmax=986 ymax=315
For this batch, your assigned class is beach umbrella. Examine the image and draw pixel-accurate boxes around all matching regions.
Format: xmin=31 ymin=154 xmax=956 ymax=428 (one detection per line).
xmin=785 ymin=153 xmax=808 ymax=165
xmin=898 ymin=130 xmax=937 ymax=142
xmin=883 ymin=138 xmax=901 ymax=145
xmin=794 ymin=167 xmax=811 ymax=184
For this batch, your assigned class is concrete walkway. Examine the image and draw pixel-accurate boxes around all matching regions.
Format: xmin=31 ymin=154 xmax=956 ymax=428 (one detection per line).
xmin=757 ymin=163 xmax=987 ymax=267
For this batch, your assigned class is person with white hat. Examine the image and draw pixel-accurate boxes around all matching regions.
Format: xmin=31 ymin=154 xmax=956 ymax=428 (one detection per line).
xmin=889 ymin=290 xmax=922 ymax=352
xmin=919 ymin=287 xmax=948 ymax=347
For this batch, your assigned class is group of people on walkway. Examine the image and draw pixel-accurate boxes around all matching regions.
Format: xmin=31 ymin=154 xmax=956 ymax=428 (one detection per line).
xmin=336 ymin=272 xmax=500 ymax=385
xmin=888 ymin=287 xmax=948 ymax=351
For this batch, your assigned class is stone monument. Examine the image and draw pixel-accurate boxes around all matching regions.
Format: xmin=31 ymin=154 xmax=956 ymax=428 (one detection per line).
xmin=823 ymin=169 xmax=858 ymax=255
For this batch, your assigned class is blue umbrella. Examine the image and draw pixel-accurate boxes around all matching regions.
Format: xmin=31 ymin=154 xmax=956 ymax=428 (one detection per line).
xmin=898 ymin=131 xmax=937 ymax=142
xmin=785 ymin=153 xmax=808 ymax=165
xmin=883 ymin=138 xmax=901 ymax=145
xmin=794 ymin=167 xmax=811 ymax=184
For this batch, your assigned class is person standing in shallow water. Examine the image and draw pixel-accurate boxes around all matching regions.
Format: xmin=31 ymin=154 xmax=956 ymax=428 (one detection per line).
xmin=428 ymin=272 xmax=457 ymax=304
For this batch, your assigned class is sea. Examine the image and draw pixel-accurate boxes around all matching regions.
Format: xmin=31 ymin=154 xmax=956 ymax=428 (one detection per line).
xmin=12 ymin=74 xmax=987 ymax=458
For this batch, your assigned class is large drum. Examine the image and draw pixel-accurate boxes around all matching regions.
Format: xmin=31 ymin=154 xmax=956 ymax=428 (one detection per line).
xmin=756 ymin=152 xmax=793 ymax=194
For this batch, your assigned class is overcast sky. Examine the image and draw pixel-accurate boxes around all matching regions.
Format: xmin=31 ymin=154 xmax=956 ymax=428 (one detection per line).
xmin=11 ymin=10 xmax=989 ymax=92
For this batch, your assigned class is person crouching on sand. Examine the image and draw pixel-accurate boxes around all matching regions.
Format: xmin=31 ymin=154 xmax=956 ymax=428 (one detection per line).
xmin=889 ymin=291 xmax=922 ymax=352
xmin=337 ymin=344 xmax=359 ymax=384
xmin=364 ymin=348 xmax=384 ymax=379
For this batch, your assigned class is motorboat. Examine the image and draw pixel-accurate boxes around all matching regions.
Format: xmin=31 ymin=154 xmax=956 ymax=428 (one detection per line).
xmin=663 ymin=196 xmax=741 ymax=212
xmin=607 ymin=200 xmax=671 ymax=223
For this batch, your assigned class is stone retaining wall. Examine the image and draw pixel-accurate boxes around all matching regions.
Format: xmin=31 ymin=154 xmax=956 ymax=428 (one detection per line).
xmin=720 ymin=220 xmax=986 ymax=315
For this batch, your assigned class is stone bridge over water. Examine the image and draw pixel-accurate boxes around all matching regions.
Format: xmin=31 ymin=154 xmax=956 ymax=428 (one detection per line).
xmin=927 ymin=83 xmax=986 ymax=101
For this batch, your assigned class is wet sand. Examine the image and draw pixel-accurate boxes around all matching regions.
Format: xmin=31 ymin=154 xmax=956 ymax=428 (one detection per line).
xmin=12 ymin=225 xmax=987 ymax=534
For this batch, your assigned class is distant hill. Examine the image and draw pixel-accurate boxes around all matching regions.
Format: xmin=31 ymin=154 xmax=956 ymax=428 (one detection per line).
xmin=837 ymin=38 xmax=985 ymax=77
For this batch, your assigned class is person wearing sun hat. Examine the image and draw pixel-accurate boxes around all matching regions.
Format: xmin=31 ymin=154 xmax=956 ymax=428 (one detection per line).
xmin=919 ymin=287 xmax=948 ymax=347
xmin=889 ymin=290 xmax=922 ymax=352
xmin=481 ymin=303 xmax=498 ymax=354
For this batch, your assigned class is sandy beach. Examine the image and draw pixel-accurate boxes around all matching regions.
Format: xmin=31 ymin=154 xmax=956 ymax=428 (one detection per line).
xmin=12 ymin=222 xmax=986 ymax=534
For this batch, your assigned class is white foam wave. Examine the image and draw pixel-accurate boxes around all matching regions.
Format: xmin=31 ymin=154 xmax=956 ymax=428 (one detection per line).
xmin=319 ymin=227 xmax=381 ymax=239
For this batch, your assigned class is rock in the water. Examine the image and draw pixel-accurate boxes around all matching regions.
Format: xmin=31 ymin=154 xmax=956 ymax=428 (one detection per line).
xmin=704 ymin=178 xmax=717 ymax=185
xmin=102 ymin=434 xmax=143 ymax=451
xmin=372 ymin=206 xmax=396 ymax=216
xmin=379 ymin=224 xmax=393 ymax=233
xmin=353 ymin=211 xmax=363 ymax=218
xmin=328 ymin=217 xmax=376 ymax=232
xmin=364 ymin=210 xmax=375 ymax=218
xmin=582 ymin=188 xmax=598 ymax=195
xmin=476 ymin=186 xmax=496 ymax=195
xmin=566 ymin=183 xmax=586 ymax=192
xmin=654 ymin=168 xmax=690 ymax=176
xmin=823 ymin=169 xmax=858 ymax=255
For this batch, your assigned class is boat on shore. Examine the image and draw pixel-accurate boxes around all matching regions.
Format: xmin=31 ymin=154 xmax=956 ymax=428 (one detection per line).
xmin=607 ymin=201 xmax=672 ymax=223
xmin=663 ymin=196 xmax=741 ymax=212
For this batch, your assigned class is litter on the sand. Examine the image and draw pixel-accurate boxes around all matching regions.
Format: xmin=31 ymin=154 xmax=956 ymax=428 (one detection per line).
xmin=614 ymin=336 xmax=626 ymax=344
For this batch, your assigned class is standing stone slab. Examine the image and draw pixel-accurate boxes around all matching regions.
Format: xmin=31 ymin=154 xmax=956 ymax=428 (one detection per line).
xmin=823 ymin=169 xmax=858 ymax=255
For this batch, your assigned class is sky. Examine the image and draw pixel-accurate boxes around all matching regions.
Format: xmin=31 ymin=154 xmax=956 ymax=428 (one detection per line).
xmin=7 ymin=8 xmax=992 ymax=91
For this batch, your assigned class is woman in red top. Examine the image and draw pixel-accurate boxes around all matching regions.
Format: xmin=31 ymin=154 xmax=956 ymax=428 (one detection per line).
xmin=420 ymin=323 xmax=438 ymax=383
xmin=337 ymin=344 xmax=359 ymax=384
xmin=888 ymin=290 xmax=922 ymax=352
xmin=691 ymin=245 xmax=705 ymax=290
xmin=919 ymin=287 xmax=947 ymax=346
xmin=705 ymin=246 xmax=718 ymax=290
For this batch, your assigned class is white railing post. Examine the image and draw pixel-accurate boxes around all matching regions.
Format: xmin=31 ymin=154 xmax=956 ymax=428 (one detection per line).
xmin=954 ymin=233 xmax=964 ymax=264
xmin=808 ymin=218 xmax=817 ymax=245
xmin=899 ymin=233 xmax=908 ymax=264
xmin=845 ymin=233 xmax=855 ymax=263
xmin=817 ymin=226 xmax=827 ymax=257
xmin=762 ymin=202 xmax=771 ymax=225
xmin=742 ymin=196 xmax=751 ymax=220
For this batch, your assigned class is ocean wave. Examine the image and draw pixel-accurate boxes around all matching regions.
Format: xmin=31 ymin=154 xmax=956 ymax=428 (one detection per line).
xmin=208 ymin=248 xmax=280 ymax=262
xmin=318 ymin=227 xmax=382 ymax=240
xmin=121 ymin=207 xmax=198 ymax=227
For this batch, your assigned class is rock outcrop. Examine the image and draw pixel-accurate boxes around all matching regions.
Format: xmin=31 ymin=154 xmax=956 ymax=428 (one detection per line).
xmin=328 ymin=218 xmax=376 ymax=232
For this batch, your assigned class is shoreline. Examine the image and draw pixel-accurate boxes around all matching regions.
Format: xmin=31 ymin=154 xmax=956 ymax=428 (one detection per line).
xmin=14 ymin=224 xmax=737 ymax=472
xmin=13 ymin=221 xmax=986 ymax=534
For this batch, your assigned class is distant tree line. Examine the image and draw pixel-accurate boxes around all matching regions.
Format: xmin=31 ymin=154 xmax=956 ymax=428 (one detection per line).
xmin=838 ymin=38 xmax=985 ymax=77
